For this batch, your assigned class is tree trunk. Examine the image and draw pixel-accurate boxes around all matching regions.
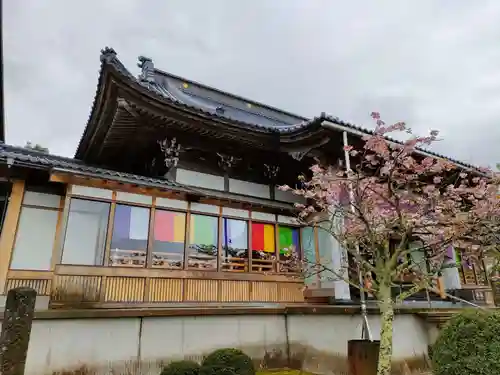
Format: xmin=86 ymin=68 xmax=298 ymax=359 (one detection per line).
xmin=376 ymin=286 xmax=395 ymax=375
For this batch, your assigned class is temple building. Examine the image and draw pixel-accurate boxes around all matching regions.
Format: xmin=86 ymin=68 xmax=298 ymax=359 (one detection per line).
xmin=0 ymin=47 xmax=494 ymax=310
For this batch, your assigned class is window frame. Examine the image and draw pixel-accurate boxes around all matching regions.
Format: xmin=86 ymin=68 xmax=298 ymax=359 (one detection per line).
xmin=150 ymin=208 xmax=187 ymax=270
xmin=10 ymin=189 xmax=63 ymax=271
xmin=60 ymin=197 xmax=111 ymax=266
xmin=108 ymin=203 xmax=152 ymax=268
xmin=186 ymin=211 xmax=220 ymax=271
xmin=456 ymin=248 xmax=486 ymax=286
xmin=220 ymin=216 xmax=249 ymax=273
xmin=61 ymin=186 xmax=313 ymax=275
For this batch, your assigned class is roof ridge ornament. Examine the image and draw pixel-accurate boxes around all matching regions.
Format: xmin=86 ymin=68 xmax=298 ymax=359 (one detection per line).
xmin=100 ymin=47 xmax=117 ymax=62
xmin=138 ymin=56 xmax=155 ymax=83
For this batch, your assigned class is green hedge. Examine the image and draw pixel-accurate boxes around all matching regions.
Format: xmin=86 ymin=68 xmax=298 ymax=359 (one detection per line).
xmin=200 ymin=348 xmax=255 ymax=375
xmin=161 ymin=360 xmax=200 ymax=375
xmin=432 ymin=309 xmax=500 ymax=375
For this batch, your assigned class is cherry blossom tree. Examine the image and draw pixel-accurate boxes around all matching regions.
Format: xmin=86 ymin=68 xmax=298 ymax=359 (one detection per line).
xmin=281 ymin=113 xmax=500 ymax=375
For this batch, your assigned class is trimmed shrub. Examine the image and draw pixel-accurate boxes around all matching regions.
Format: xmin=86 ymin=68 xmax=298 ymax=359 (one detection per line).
xmin=161 ymin=360 xmax=201 ymax=375
xmin=432 ymin=309 xmax=500 ymax=375
xmin=200 ymin=348 xmax=255 ymax=375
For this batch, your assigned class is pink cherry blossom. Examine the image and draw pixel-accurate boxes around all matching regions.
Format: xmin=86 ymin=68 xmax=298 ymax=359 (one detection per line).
xmin=279 ymin=112 xmax=500 ymax=372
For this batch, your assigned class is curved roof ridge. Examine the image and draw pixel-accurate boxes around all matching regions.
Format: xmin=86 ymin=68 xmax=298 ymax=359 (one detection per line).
xmin=75 ymin=47 xmax=481 ymax=173
xmin=75 ymin=47 xmax=139 ymax=157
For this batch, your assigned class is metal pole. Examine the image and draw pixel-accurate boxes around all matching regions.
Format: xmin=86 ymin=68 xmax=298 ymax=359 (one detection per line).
xmin=343 ymin=131 xmax=372 ymax=341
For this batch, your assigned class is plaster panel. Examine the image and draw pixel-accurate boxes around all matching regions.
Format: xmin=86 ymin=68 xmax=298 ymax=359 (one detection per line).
xmin=24 ymin=318 xmax=140 ymax=375
xmin=176 ymin=169 xmax=225 ymax=191
xmin=116 ymin=191 xmax=153 ymax=205
xmin=71 ymin=185 xmax=113 ymax=200
xmin=229 ymin=179 xmax=270 ymax=199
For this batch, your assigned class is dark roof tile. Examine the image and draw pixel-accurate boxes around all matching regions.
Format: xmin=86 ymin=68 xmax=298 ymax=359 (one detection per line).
xmin=78 ymin=47 xmax=480 ymax=172
xmin=0 ymin=144 xmax=296 ymax=211
xmin=0 ymin=144 xmax=185 ymax=189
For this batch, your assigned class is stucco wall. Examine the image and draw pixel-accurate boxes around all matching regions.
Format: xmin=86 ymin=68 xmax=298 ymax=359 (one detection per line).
xmin=13 ymin=313 xmax=433 ymax=375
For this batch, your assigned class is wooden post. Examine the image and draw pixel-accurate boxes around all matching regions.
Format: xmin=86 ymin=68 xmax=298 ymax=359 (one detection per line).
xmin=348 ymin=340 xmax=380 ymax=375
xmin=437 ymin=277 xmax=446 ymax=299
xmin=0 ymin=181 xmax=25 ymax=294
xmin=0 ymin=287 xmax=37 ymax=375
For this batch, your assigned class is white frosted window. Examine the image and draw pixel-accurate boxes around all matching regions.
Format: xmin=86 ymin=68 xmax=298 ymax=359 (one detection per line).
xmin=301 ymin=227 xmax=317 ymax=286
xmin=62 ymin=198 xmax=110 ymax=266
xmin=10 ymin=207 xmax=58 ymax=270
xmin=317 ymin=227 xmax=335 ymax=288
xmin=23 ymin=191 xmax=61 ymax=208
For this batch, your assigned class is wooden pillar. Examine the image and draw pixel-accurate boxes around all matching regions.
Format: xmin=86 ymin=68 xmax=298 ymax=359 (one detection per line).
xmin=436 ymin=277 xmax=446 ymax=299
xmin=0 ymin=180 xmax=25 ymax=294
xmin=348 ymin=340 xmax=380 ymax=375
xmin=51 ymin=185 xmax=72 ymax=270
xmin=0 ymin=287 xmax=37 ymax=375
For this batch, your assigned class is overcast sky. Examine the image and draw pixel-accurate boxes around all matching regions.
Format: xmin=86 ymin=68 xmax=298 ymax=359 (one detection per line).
xmin=4 ymin=1 xmax=500 ymax=167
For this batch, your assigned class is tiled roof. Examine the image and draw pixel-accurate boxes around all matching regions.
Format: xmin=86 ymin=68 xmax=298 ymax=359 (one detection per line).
xmin=79 ymin=47 xmax=480 ymax=172
xmin=0 ymin=143 xmax=297 ymax=211
xmin=317 ymin=113 xmax=480 ymax=171
xmin=0 ymin=144 xmax=186 ymax=189
xmin=98 ymin=48 xmax=319 ymax=134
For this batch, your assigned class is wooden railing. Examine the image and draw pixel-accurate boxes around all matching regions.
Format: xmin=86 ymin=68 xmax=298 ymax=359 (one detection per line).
xmin=221 ymin=256 xmax=248 ymax=272
xmin=4 ymin=266 xmax=304 ymax=308
xmin=453 ymin=285 xmax=495 ymax=306
xmin=251 ymin=259 xmax=274 ymax=272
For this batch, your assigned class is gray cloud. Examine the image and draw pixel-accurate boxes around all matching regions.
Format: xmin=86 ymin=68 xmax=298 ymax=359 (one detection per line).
xmin=4 ymin=0 xmax=500 ymax=166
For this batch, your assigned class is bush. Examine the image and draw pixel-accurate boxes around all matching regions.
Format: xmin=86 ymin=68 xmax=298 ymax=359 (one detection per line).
xmin=200 ymin=348 xmax=255 ymax=375
xmin=161 ymin=360 xmax=200 ymax=375
xmin=432 ymin=309 xmax=500 ymax=375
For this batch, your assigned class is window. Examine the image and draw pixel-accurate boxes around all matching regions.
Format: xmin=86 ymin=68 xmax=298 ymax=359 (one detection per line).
xmin=456 ymin=249 xmax=486 ymax=286
xmin=61 ymin=198 xmax=110 ymax=265
xmin=409 ymin=241 xmax=427 ymax=275
xmin=278 ymin=226 xmax=300 ymax=256
xmin=10 ymin=207 xmax=59 ymax=270
xmin=301 ymin=227 xmax=317 ymax=285
xmin=187 ymin=214 xmax=218 ymax=269
xmin=10 ymin=191 xmax=61 ymax=270
xmin=110 ymin=204 xmax=150 ymax=267
xmin=152 ymin=210 xmax=186 ymax=269
xmin=251 ymin=222 xmax=275 ymax=272
xmin=221 ymin=218 xmax=248 ymax=271
xmin=277 ymin=225 xmax=300 ymax=272
xmin=317 ymin=227 xmax=335 ymax=286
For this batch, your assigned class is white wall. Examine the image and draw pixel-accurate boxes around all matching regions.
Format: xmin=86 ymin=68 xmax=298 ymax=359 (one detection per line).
xmin=229 ymin=179 xmax=270 ymax=199
xmin=174 ymin=168 xmax=306 ymax=204
xmin=287 ymin=314 xmax=429 ymax=360
xmin=176 ymin=169 xmax=225 ymax=191
xmin=12 ymin=313 xmax=432 ymax=375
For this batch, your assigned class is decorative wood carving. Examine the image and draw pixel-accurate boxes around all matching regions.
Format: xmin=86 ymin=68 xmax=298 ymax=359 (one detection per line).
xmin=158 ymin=137 xmax=181 ymax=170
xmin=289 ymin=150 xmax=309 ymax=161
xmin=264 ymin=164 xmax=280 ymax=180
xmin=217 ymin=153 xmax=240 ymax=172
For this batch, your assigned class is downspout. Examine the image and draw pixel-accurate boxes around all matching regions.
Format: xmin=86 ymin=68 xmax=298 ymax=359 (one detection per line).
xmin=342 ymin=131 xmax=373 ymax=341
